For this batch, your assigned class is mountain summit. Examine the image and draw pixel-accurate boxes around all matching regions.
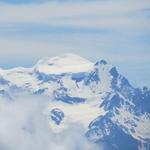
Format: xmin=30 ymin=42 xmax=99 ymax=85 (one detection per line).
xmin=34 ymin=53 xmax=93 ymax=74
xmin=0 ymin=54 xmax=150 ymax=150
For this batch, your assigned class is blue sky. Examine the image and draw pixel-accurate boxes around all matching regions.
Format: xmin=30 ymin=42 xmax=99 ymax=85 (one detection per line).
xmin=0 ymin=0 xmax=150 ymax=87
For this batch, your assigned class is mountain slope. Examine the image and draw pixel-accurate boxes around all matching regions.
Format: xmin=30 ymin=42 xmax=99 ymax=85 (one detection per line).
xmin=0 ymin=53 xmax=150 ymax=150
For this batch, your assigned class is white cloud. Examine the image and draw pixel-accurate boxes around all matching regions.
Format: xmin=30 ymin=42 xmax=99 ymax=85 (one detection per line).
xmin=0 ymin=0 xmax=149 ymax=29
xmin=0 ymin=95 xmax=101 ymax=150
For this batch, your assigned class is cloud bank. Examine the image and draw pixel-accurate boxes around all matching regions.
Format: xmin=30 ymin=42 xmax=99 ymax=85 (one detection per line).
xmin=0 ymin=95 xmax=100 ymax=150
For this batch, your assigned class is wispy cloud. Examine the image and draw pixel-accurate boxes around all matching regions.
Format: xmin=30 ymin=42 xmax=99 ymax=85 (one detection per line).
xmin=0 ymin=0 xmax=150 ymax=29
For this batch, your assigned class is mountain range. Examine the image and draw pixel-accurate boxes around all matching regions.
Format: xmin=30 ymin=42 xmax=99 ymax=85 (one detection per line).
xmin=0 ymin=53 xmax=150 ymax=150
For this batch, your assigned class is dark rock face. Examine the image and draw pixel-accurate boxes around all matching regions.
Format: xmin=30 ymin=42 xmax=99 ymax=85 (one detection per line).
xmin=84 ymin=68 xmax=100 ymax=85
xmin=132 ymin=87 xmax=150 ymax=114
xmin=36 ymin=72 xmax=62 ymax=82
xmin=53 ymin=87 xmax=85 ymax=104
xmin=71 ymin=72 xmax=87 ymax=83
xmin=109 ymin=67 xmax=119 ymax=90
xmin=95 ymin=59 xmax=107 ymax=65
xmin=34 ymin=89 xmax=46 ymax=95
xmin=51 ymin=108 xmax=64 ymax=125
xmin=109 ymin=67 xmax=119 ymax=79
xmin=86 ymin=115 xmax=139 ymax=150
xmin=100 ymin=93 xmax=124 ymax=111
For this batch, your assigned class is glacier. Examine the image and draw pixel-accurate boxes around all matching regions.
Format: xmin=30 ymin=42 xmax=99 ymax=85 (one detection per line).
xmin=0 ymin=53 xmax=150 ymax=150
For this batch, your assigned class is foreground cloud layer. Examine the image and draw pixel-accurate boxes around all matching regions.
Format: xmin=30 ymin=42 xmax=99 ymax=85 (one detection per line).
xmin=0 ymin=95 xmax=100 ymax=150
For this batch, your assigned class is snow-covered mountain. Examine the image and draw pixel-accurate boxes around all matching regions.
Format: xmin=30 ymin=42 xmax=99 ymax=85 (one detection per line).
xmin=0 ymin=53 xmax=150 ymax=150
